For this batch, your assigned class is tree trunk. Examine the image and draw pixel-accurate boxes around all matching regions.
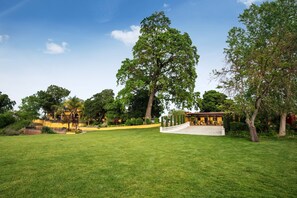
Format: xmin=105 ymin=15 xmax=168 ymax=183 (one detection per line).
xmin=279 ymin=112 xmax=287 ymax=137
xmin=246 ymin=118 xmax=259 ymax=142
xmin=145 ymin=90 xmax=155 ymax=119
xmin=244 ymin=97 xmax=261 ymax=142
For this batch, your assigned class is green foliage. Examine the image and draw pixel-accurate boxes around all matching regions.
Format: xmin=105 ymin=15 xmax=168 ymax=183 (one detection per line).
xmin=230 ymin=122 xmax=248 ymax=132
xmin=41 ymin=126 xmax=56 ymax=134
xmin=125 ymin=118 xmax=143 ymax=126
xmin=145 ymin=118 xmax=151 ymax=125
xmin=223 ymin=114 xmax=232 ymax=133
xmin=215 ymin=0 xmax=297 ymax=141
xmin=64 ymin=96 xmax=84 ymax=130
xmin=18 ymin=94 xmax=41 ymax=120
xmin=170 ymin=109 xmax=185 ymax=116
xmin=0 ymin=91 xmax=16 ymax=113
xmin=0 ymin=128 xmax=20 ymax=136
xmin=126 ymin=89 xmax=163 ymax=119
xmin=84 ymin=89 xmax=114 ymax=124
xmin=37 ymin=85 xmax=70 ymax=117
xmin=165 ymin=116 xmax=169 ymax=127
xmin=136 ymin=118 xmax=144 ymax=125
xmin=201 ymin=90 xmax=227 ymax=112
xmin=0 ymin=112 xmax=16 ymax=129
xmin=154 ymin=117 xmax=159 ymax=124
xmin=105 ymin=98 xmax=126 ymax=125
xmin=125 ymin=119 xmax=132 ymax=126
xmin=291 ymin=121 xmax=297 ymax=130
xmin=0 ymin=120 xmax=31 ymax=136
xmin=116 ymin=11 xmax=199 ymax=119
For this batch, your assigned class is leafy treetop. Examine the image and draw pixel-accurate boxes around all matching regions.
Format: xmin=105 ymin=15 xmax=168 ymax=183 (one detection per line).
xmin=117 ymin=11 xmax=199 ymax=119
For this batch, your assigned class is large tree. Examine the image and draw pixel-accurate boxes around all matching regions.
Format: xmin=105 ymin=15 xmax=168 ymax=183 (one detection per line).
xmin=18 ymin=94 xmax=40 ymax=120
xmin=264 ymin=6 xmax=297 ymax=136
xmin=83 ymin=89 xmax=114 ymax=124
xmin=201 ymin=90 xmax=228 ymax=112
xmin=105 ymin=99 xmax=126 ymax=125
xmin=215 ymin=0 xmax=297 ymax=142
xmin=0 ymin=92 xmax=15 ymax=114
xmin=116 ymin=11 xmax=199 ymax=119
xmin=37 ymin=85 xmax=70 ymax=119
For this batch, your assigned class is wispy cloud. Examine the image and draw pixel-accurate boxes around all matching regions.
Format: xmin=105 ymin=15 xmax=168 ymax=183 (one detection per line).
xmin=111 ymin=25 xmax=141 ymax=46
xmin=237 ymin=0 xmax=267 ymax=7
xmin=163 ymin=3 xmax=171 ymax=11
xmin=44 ymin=40 xmax=69 ymax=54
xmin=0 ymin=0 xmax=31 ymax=17
xmin=0 ymin=35 xmax=10 ymax=43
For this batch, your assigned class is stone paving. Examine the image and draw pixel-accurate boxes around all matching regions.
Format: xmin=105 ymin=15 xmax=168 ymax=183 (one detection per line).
xmin=161 ymin=125 xmax=225 ymax=136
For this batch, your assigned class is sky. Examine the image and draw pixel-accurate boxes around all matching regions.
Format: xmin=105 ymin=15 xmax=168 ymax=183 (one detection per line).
xmin=0 ymin=0 xmax=269 ymax=108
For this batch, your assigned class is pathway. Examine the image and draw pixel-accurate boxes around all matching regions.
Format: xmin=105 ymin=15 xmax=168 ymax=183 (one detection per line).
xmin=161 ymin=125 xmax=225 ymax=136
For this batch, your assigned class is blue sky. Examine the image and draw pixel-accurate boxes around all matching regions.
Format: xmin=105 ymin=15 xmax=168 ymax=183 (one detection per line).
xmin=0 ymin=0 xmax=268 ymax=107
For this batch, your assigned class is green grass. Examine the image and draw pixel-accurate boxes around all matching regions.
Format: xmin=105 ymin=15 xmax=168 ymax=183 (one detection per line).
xmin=0 ymin=128 xmax=296 ymax=197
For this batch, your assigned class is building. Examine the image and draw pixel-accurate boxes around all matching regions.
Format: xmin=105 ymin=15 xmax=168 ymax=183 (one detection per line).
xmin=185 ymin=112 xmax=225 ymax=126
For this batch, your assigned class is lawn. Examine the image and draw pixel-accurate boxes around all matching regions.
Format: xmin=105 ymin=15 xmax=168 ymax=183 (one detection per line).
xmin=0 ymin=128 xmax=296 ymax=197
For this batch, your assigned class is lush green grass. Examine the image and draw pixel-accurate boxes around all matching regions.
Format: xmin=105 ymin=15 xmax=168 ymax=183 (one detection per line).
xmin=0 ymin=128 xmax=296 ymax=197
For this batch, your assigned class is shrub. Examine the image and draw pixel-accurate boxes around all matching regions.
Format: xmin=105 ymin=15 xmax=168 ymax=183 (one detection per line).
xmin=230 ymin=122 xmax=248 ymax=132
xmin=0 ymin=128 xmax=20 ymax=136
xmin=154 ymin=118 xmax=159 ymax=124
xmin=125 ymin=119 xmax=132 ymax=126
xmin=0 ymin=119 xmax=31 ymax=136
xmin=125 ymin=118 xmax=143 ymax=126
xmin=291 ymin=121 xmax=297 ymax=130
xmin=41 ymin=126 xmax=56 ymax=134
xmin=130 ymin=118 xmax=136 ymax=125
xmin=100 ymin=122 xmax=108 ymax=127
xmin=145 ymin=118 xmax=151 ymax=125
xmin=0 ymin=112 xmax=16 ymax=129
xmin=75 ymin=129 xmax=83 ymax=134
xmin=223 ymin=114 xmax=232 ymax=132
xmin=136 ymin=118 xmax=144 ymax=125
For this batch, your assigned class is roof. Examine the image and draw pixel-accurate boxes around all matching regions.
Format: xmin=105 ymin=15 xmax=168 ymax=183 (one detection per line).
xmin=185 ymin=112 xmax=225 ymax=116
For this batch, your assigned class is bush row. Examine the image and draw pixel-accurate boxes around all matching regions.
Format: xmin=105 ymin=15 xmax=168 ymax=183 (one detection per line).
xmin=124 ymin=118 xmax=158 ymax=126
xmin=125 ymin=118 xmax=144 ymax=126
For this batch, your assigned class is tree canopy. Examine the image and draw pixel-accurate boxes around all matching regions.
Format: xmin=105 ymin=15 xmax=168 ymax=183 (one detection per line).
xmin=18 ymin=94 xmax=40 ymax=120
xmin=201 ymin=90 xmax=227 ymax=112
xmin=0 ymin=92 xmax=16 ymax=114
xmin=116 ymin=11 xmax=199 ymax=119
xmin=64 ymin=96 xmax=84 ymax=130
xmin=37 ymin=85 xmax=70 ymax=118
xmin=83 ymin=89 xmax=114 ymax=124
xmin=215 ymin=0 xmax=297 ymax=141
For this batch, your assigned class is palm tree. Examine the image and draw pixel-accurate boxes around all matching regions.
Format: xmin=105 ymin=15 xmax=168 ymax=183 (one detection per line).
xmin=64 ymin=96 xmax=84 ymax=131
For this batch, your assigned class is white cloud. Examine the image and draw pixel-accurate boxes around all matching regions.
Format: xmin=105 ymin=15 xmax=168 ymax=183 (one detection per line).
xmin=163 ymin=3 xmax=171 ymax=11
xmin=237 ymin=0 xmax=266 ymax=7
xmin=111 ymin=25 xmax=141 ymax=46
xmin=0 ymin=35 xmax=10 ymax=43
xmin=44 ymin=40 xmax=69 ymax=54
